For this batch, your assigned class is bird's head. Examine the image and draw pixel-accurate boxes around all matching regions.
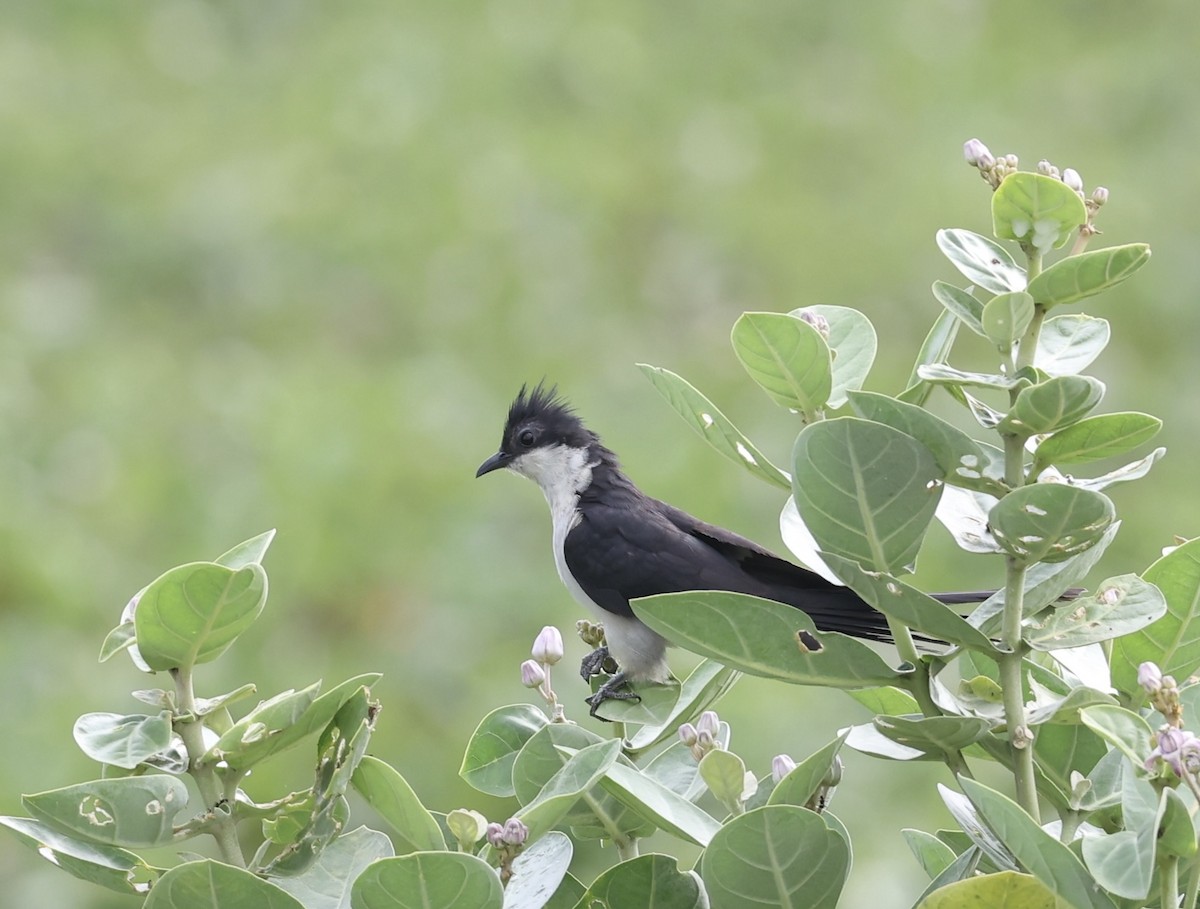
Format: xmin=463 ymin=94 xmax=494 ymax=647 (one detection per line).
xmin=476 ymin=383 xmax=597 ymax=492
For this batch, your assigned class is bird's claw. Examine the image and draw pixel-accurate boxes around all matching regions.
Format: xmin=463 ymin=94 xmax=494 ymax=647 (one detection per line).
xmin=579 ymin=645 xmax=617 ymax=681
xmin=585 ymin=671 xmax=640 ymax=720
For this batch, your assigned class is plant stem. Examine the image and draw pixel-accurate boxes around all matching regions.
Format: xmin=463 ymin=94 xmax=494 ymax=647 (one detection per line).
xmin=1058 ymin=809 xmax=1082 ymax=845
xmin=1162 ymin=855 xmax=1181 ymax=909
xmin=614 ymin=836 xmax=640 ymax=862
xmin=1183 ymin=855 xmax=1200 ymax=909
xmin=171 ymin=667 xmax=246 ymax=868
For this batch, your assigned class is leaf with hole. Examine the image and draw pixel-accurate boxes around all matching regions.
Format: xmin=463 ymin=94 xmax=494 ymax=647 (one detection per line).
xmin=24 ymin=776 xmax=189 ymax=848
xmin=1024 ymin=575 xmax=1166 ymax=650
xmin=988 ymin=484 xmax=1115 ymax=564
xmin=0 ymin=816 xmax=152 ymax=895
xmin=633 ymin=590 xmax=905 ymax=690
xmin=638 ymin=364 xmax=791 ymax=489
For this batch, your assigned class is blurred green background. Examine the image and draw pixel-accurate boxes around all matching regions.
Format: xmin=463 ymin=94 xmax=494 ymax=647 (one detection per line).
xmin=2 ymin=1 xmax=1198 ymax=906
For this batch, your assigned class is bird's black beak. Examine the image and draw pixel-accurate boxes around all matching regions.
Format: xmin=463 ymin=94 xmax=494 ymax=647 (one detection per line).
xmin=476 ymin=451 xmax=510 ymax=478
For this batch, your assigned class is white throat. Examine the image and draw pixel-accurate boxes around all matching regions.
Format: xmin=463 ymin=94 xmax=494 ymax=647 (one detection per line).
xmin=510 ymin=443 xmax=594 ymax=515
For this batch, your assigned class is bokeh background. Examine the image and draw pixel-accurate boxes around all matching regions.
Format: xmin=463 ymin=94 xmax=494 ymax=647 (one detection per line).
xmin=2 ymin=2 xmax=1198 ymax=906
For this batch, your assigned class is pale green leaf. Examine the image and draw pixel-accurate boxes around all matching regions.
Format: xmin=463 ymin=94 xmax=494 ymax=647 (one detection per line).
xmin=147 ymin=860 xmax=305 ymax=909
xmin=350 ymin=853 xmax=502 ymax=909
xmin=1024 ymin=575 xmax=1166 ymax=650
xmin=350 ymin=756 xmax=444 ymax=854
xmin=988 ymin=485 xmax=1115 ymax=565
xmin=992 ymin=172 xmax=1087 ymax=253
xmin=459 ymin=704 xmax=548 ymax=797
xmin=732 ymin=311 xmax=832 ymax=418
xmin=936 ymin=229 xmax=1026 ymax=294
xmin=1026 ymin=244 xmax=1151 ymax=309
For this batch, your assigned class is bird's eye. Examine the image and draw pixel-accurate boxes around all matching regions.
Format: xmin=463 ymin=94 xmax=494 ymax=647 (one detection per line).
xmin=518 ymin=429 xmax=536 ymax=447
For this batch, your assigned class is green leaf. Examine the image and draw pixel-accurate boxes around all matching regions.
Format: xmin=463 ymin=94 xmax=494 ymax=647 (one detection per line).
xmin=459 ymin=704 xmax=548 ymax=797
xmin=511 ymin=724 xmax=644 ymax=837
xmin=145 ymin=860 xmax=305 ymax=909
xmin=133 ymin=561 xmax=268 ymax=671
xmin=590 ymin=675 xmax=681 ymax=726
xmin=543 ymin=873 xmax=586 ymax=909
xmin=917 ymin=870 xmax=1061 ymax=909
xmin=992 ymin=172 xmax=1088 ymax=253
xmin=1026 ymin=243 xmax=1152 ymax=309
xmin=1079 ymin=705 xmax=1153 ymax=767
xmin=698 ymin=748 xmax=752 ymax=810
xmin=701 ymin=806 xmax=848 ymax=909
xmin=98 ymin=621 xmax=137 ymax=663
xmin=1024 ymin=575 xmax=1166 ymax=650
xmin=599 ymin=761 xmax=722 ymax=847
xmin=845 ymin=723 xmax=933 ymax=762
xmin=24 ymin=776 xmax=188 ymax=848
xmin=0 ymin=815 xmax=152 ymax=895
xmin=632 ymin=590 xmax=905 ymax=689
xmin=1066 ymin=447 xmax=1165 ymax=493
xmin=794 ymin=304 xmax=877 ymax=408
xmin=899 ymin=309 xmax=961 ymax=406
xmin=999 ymin=376 xmax=1105 ymax=437
xmin=939 ymin=785 xmax=1018 ymax=871
xmin=1157 ymin=788 xmax=1197 ymax=859
xmin=351 ymin=756 xmax=444 ymax=854
xmin=988 ymin=485 xmax=1115 ymax=564
xmin=957 ymin=778 xmax=1117 ymax=909
xmin=210 ymin=674 xmax=381 ymax=772
xmin=982 ymin=292 xmax=1035 ymax=350
xmin=628 ymin=659 xmax=741 ymax=753
xmin=936 ymin=228 xmax=1027 ymax=294
xmin=351 ymin=853 xmax=502 ymax=909
xmin=792 ymin=417 xmax=942 ymax=573
xmin=578 ymin=854 xmax=706 ymax=909
xmin=516 ymin=739 xmax=623 ymax=843
xmin=875 ymin=715 xmax=993 ymax=756
xmin=845 ymin=686 xmax=919 ymax=716
xmin=969 ymin=523 xmax=1121 ymax=635
xmin=769 ymin=732 xmax=848 ymax=809
xmin=1111 ymin=538 xmax=1200 ymax=698
xmin=72 ymin=711 xmax=173 ymax=770
xmin=821 ymin=553 xmax=998 ymax=652
xmin=846 ymin=391 xmax=986 ymax=485
xmin=271 ymin=826 xmax=394 ymax=909
xmin=732 ymin=311 xmax=832 ymax=418
xmin=916 ymin=363 xmax=1029 ymax=392
xmin=1034 ymin=314 xmax=1110 ymax=377
xmin=902 ymin=828 xmax=957 ymax=880
xmin=504 ymin=831 xmax=573 ymax=909
xmin=638 ymin=364 xmax=791 ymax=489
xmin=215 ymin=529 xmax=276 ymax=569
xmin=931 ymin=281 xmax=985 ymax=336
xmin=1081 ymin=770 xmax=1157 ymax=899
xmin=1033 ymin=412 xmax=1161 ymax=472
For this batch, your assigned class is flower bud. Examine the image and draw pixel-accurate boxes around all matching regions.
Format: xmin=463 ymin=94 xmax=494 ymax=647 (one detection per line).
xmin=678 ymin=723 xmax=698 ymax=747
xmin=1037 ymin=159 xmax=1054 ymax=176
xmin=962 ymin=138 xmax=992 ymax=168
xmin=485 ymin=821 xmax=506 ymax=847
xmin=502 ymin=817 xmax=529 ymax=846
xmin=798 ymin=309 xmax=831 ymax=341
xmin=520 ymin=659 xmax=546 ymax=689
xmin=531 ymin=626 xmax=564 ymax=665
xmin=695 ymin=729 xmax=715 ymax=754
xmin=1091 ymin=186 xmax=1109 ymax=206
xmin=1004 ymin=154 xmax=1019 ymax=169
xmin=771 ymin=754 xmax=796 ymax=784
xmin=696 ymin=710 xmax=720 ymax=738
xmin=1138 ymin=662 xmax=1163 ymax=693
xmin=1062 ymin=167 xmax=1084 ymax=193
xmin=576 ymin=619 xmax=606 ymax=648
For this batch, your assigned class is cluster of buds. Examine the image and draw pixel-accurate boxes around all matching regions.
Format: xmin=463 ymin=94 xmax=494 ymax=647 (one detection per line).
xmin=797 ymin=309 xmax=830 ymax=342
xmin=1146 ymin=727 xmax=1200 ymax=779
xmin=963 ymin=138 xmax=1019 ymax=190
xmin=575 ymin=619 xmax=607 ymax=651
xmin=486 ymin=817 xmax=529 ymax=884
xmin=1139 ymin=661 xmax=1184 ymax=727
xmin=520 ymin=626 xmax=566 ymax=722
xmin=679 ymin=710 xmax=722 ymax=762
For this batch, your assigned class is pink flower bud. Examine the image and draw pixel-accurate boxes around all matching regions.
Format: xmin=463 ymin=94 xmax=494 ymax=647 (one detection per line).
xmin=771 ymin=754 xmax=796 ymax=783
xmin=1138 ymin=662 xmax=1163 ymax=693
xmin=696 ymin=711 xmax=720 ymax=738
xmin=520 ymin=659 xmax=546 ymax=689
xmin=963 ymin=138 xmax=993 ymax=168
xmin=1062 ymin=168 xmax=1084 ymax=193
xmin=502 ymin=817 xmax=528 ymax=846
xmin=678 ymin=723 xmax=698 ymax=747
xmin=531 ymin=626 xmax=564 ymax=665
xmin=1091 ymin=186 xmax=1109 ymax=206
xmin=486 ymin=822 xmax=506 ymax=847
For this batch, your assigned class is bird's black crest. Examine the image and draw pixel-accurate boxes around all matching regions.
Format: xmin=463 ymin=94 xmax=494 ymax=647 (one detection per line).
xmin=502 ymin=382 xmax=595 ymax=451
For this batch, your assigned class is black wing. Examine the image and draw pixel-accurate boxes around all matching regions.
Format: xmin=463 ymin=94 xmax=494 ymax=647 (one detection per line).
xmin=563 ymin=496 xmax=898 ymax=641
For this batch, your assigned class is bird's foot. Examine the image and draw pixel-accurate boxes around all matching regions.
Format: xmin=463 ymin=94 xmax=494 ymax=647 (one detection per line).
xmin=585 ymin=671 xmax=641 ymax=720
xmin=579 ymin=645 xmax=618 ymax=681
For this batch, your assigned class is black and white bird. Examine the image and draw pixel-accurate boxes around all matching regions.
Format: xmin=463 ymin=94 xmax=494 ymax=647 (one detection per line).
xmin=477 ymin=384 xmax=985 ymax=715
